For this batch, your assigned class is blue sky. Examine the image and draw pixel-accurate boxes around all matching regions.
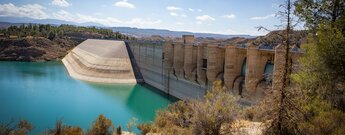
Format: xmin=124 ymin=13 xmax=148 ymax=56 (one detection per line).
xmin=0 ymin=0 xmax=295 ymax=35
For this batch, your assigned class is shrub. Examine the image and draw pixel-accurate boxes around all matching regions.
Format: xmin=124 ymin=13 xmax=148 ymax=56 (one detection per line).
xmin=126 ymin=117 xmax=137 ymax=132
xmin=88 ymin=114 xmax=114 ymax=135
xmin=116 ymin=126 xmax=121 ymax=135
xmin=152 ymin=80 xmax=239 ymax=135
xmin=47 ymin=119 xmax=83 ymax=135
xmin=0 ymin=120 xmax=33 ymax=135
xmin=137 ymin=123 xmax=153 ymax=135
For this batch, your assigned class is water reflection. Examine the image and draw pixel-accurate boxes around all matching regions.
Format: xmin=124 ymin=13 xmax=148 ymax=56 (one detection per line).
xmin=86 ymin=83 xmax=178 ymax=122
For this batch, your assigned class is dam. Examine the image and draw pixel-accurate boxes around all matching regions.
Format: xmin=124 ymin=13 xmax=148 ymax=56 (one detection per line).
xmin=127 ymin=35 xmax=302 ymax=101
xmin=62 ymin=39 xmax=140 ymax=83
xmin=63 ymin=36 xmax=302 ymax=101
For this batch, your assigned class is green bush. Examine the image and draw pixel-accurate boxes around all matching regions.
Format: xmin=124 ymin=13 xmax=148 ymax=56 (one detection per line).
xmin=116 ymin=126 xmax=121 ymax=135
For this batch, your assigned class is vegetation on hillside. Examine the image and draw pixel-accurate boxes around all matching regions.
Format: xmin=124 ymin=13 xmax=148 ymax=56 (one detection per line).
xmin=0 ymin=24 xmax=135 ymax=61
xmin=0 ymin=24 xmax=134 ymax=40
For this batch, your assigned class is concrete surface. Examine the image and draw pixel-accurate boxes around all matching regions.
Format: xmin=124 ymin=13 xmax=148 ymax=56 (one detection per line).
xmin=62 ymin=39 xmax=137 ymax=83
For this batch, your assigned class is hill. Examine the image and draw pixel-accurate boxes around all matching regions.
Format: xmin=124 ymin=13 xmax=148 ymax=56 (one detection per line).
xmin=0 ymin=24 xmax=131 ymax=62
xmin=110 ymin=27 xmax=255 ymax=39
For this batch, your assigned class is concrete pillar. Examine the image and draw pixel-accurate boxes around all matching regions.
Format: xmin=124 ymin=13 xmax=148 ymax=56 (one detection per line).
xmin=224 ymin=45 xmax=245 ymax=90
xmin=191 ymin=46 xmax=198 ymax=81
xmin=206 ymin=43 xmax=225 ymax=83
xmin=184 ymin=43 xmax=195 ymax=80
xmin=272 ymin=44 xmax=286 ymax=92
xmin=245 ymin=44 xmax=266 ymax=95
xmin=173 ymin=42 xmax=184 ymax=78
xmin=197 ymin=43 xmax=207 ymax=85
xmin=182 ymin=35 xmax=195 ymax=44
xmin=183 ymin=34 xmax=196 ymax=80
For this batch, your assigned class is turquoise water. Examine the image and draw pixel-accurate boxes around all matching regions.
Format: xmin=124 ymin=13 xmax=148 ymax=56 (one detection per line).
xmin=0 ymin=61 xmax=176 ymax=134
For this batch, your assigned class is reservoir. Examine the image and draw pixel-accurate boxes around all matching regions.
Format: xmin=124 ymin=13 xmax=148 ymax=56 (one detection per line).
xmin=0 ymin=61 xmax=176 ymax=134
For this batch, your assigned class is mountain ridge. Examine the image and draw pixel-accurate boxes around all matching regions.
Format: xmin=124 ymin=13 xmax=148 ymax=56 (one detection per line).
xmin=0 ymin=16 xmax=255 ymax=39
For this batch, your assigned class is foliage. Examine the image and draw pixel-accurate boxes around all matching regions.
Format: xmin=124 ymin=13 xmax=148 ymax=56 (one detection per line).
xmin=126 ymin=117 xmax=137 ymax=133
xmin=116 ymin=126 xmax=122 ymax=135
xmin=46 ymin=119 xmax=84 ymax=135
xmin=149 ymin=80 xmax=239 ymax=135
xmin=87 ymin=114 xmax=114 ymax=135
xmin=292 ymin=25 xmax=345 ymax=111
xmin=137 ymin=123 xmax=153 ymax=135
xmin=0 ymin=120 xmax=33 ymax=135
xmin=294 ymin=0 xmax=345 ymax=31
xmin=287 ymin=1 xmax=345 ymax=135
xmin=298 ymin=98 xmax=345 ymax=135
xmin=0 ymin=24 xmax=134 ymax=40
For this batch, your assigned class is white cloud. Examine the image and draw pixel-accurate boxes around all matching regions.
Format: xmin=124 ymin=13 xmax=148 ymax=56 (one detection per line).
xmin=114 ymin=0 xmax=135 ymax=9
xmin=51 ymin=0 xmax=71 ymax=7
xmin=197 ymin=9 xmax=202 ymax=12
xmin=170 ymin=12 xmax=187 ymax=17
xmin=188 ymin=8 xmax=195 ymax=12
xmin=250 ymin=14 xmax=275 ymax=20
xmin=196 ymin=21 xmax=202 ymax=25
xmin=170 ymin=12 xmax=178 ymax=16
xmin=196 ymin=15 xmax=215 ymax=21
xmin=166 ymin=6 xmax=182 ymax=11
xmin=53 ymin=10 xmax=74 ymax=21
xmin=0 ymin=3 xmax=48 ymax=19
xmin=176 ymin=22 xmax=184 ymax=25
xmin=52 ymin=10 xmax=161 ymax=27
xmin=222 ymin=14 xmax=236 ymax=19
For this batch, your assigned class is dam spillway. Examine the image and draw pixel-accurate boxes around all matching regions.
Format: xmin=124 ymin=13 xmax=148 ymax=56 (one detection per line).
xmin=62 ymin=39 xmax=138 ymax=83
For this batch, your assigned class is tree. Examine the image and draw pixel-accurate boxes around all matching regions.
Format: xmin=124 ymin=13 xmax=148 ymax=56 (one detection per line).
xmin=286 ymin=0 xmax=345 ymax=134
xmin=295 ymin=0 xmax=345 ymax=32
xmin=293 ymin=0 xmax=345 ymax=111
xmin=254 ymin=0 xmax=306 ymax=134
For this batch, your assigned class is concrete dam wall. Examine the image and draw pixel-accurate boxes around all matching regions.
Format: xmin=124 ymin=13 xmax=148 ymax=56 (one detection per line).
xmin=62 ymin=37 xmax=302 ymax=101
xmin=128 ymin=35 xmax=302 ymax=100
xmin=127 ymin=41 xmax=206 ymax=99
xmin=62 ymin=39 xmax=138 ymax=83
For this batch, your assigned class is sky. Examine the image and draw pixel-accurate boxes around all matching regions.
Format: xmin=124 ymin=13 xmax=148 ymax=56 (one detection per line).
xmin=0 ymin=0 xmax=299 ymax=36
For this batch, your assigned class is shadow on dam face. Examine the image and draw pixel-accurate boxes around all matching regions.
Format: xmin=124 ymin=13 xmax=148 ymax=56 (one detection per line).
xmin=125 ymin=41 xmax=144 ymax=83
